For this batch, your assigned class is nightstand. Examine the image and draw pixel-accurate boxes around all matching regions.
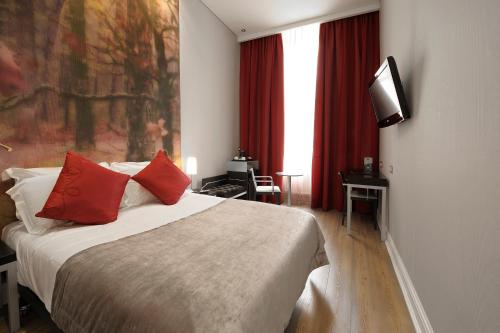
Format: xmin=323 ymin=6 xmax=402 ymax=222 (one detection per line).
xmin=0 ymin=241 xmax=19 ymax=332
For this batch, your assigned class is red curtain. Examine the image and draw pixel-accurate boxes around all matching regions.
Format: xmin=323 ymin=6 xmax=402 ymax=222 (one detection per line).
xmin=240 ymin=34 xmax=284 ymax=191
xmin=311 ymin=12 xmax=380 ymax=210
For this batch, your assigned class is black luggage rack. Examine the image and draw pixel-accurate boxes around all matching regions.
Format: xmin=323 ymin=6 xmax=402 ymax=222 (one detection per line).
xmin=198 ymin=175 xmax=247 ymax=199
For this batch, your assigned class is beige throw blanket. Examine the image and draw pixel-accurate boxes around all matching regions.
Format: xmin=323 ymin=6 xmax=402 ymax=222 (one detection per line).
xmin=51 ymin=200 xmax=326 ymax=333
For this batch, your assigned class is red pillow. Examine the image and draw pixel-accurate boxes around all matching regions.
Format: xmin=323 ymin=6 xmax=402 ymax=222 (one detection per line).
xmin=36 ymin=152 xmax=130 ymax=224
xmin=132 ymin=150 xmax=191 ymax=205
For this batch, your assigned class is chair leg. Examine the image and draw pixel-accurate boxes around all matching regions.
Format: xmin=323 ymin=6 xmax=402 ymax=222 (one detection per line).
xmin=372 ymin=201 xmax=378 ymax=230
xmin=342 ymin=191 xmax=347 ymax=225
xmin=275 ymin=192 xmax=281 ymax=205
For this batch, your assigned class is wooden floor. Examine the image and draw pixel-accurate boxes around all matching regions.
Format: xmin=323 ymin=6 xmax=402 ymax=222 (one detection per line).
xmin=287 ymin=208 xmax=414 ymax=333
xmin=0 ymin=209 xmax=414 ymax=333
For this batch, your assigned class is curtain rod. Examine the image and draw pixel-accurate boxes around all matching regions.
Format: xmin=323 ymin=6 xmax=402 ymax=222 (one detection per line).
xmin=237 ymin=3 xmax=380 ymax=43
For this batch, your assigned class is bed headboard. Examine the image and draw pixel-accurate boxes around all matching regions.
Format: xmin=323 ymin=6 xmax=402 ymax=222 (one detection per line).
xmin=0 ymin=179 xmax=16 ymax=233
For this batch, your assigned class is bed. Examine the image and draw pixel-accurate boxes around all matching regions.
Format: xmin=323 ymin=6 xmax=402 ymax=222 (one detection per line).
xmin=2 ymin=192 xmax=325 ymax=332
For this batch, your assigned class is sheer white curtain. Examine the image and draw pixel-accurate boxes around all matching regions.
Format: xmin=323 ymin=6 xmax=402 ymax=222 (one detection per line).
xmin=282 ymin=23 xmax=319 ymax=205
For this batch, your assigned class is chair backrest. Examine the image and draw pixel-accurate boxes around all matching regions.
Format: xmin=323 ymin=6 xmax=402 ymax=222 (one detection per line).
xmin=338 ymin=171 xmax=347 ymax=197
xmin=338 ymin=171 xmax=369 ymax=196
xmin=249 ymin=168 xmax=258 ymax=190
xmin=338 ymin=171 xmax=347 ymax=185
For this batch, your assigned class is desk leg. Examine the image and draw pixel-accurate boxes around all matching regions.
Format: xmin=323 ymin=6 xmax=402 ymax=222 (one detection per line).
xmin=347 ymin=185 xmax=352 ymax=235
xmin=7 ymin=262 xmax=19 ymax=333
xmin=380 ymin=188 xmax=387 ymax=241
xmin=287 ymin=176 xmax=292 ymax=206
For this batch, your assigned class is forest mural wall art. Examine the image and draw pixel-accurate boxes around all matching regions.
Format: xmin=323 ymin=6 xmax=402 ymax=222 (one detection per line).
xmin=0 ymin=0 xmax=180 ymax=171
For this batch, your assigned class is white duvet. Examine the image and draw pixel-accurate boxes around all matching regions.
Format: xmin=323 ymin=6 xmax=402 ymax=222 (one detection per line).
xmin=2 ymin=192 xmax=224 ymax=312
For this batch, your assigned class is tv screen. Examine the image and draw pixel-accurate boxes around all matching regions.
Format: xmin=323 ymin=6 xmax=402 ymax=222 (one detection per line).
xmin=368 ymin=56 xmax=410 ymax=128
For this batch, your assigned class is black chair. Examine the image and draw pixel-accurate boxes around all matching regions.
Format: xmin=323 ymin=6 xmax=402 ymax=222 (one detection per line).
xmin=339 ymin=171 xmax=379 ymax=229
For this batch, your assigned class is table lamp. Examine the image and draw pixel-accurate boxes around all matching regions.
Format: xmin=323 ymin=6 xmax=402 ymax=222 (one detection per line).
xmin=186 ymin=157 xmax=197 ymax=189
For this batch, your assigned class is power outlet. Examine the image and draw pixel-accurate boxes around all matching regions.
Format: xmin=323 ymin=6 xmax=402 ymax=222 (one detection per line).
xmin=389 ymin=165 xmax=394 ymax=174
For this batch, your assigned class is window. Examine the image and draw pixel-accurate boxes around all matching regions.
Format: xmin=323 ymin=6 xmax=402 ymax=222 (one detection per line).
xmin=282 ymin=23 xmax=319 ymax=204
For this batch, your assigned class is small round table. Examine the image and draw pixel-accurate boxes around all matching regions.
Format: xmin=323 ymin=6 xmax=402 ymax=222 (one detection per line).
xmin=276 ymin=171 xmax=303 ymax=206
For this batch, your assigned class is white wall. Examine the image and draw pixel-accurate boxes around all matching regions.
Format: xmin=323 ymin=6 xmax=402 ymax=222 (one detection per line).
xmin=180 ymin=0 xmax=239 ymax=188
xmin=380 ymin=0 xmax=500 ymax=332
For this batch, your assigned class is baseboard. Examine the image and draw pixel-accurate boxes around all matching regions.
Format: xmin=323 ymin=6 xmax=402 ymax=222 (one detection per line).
xmin=385 ymin=234 xmax=434 ymax=333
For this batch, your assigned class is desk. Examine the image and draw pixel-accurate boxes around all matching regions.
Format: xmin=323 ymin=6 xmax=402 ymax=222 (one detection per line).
xmin=276 ymin=171 xmax=303 ymax=206
xmin=344 ymin=172 xmax=389 ymax=241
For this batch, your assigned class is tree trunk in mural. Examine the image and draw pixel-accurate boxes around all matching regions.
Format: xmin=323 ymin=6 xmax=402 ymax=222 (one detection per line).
xmin=0 ymin=3 xmax=8 ymax=33
xmin=67 ymin=0 xmax=94 ymax=149
xmin=151 ymin=0 xmax=179 ymax=158
xmin=59 ymin=56 xmax=71 ymax=130
xmin=153 ymin=30 xmax=172 ymax=156
xmin=14 ymin=0 xmax=39 ymax=141
xmin=15 ymin=0 xmax=36 ymax=80
xmin=40 ymin=1 xmax=65 ymax=121
xmin=107 ymin=1 xmax=125 ymax=132
xmin=125 ymin=0 xmax=152 ymax=161
xmin=108 ymin=72 xmax=119 ymax=128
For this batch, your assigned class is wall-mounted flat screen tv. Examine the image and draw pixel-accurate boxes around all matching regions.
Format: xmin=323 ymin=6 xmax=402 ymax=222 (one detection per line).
xmin=368 ymin=56 xmax=410 ymax=128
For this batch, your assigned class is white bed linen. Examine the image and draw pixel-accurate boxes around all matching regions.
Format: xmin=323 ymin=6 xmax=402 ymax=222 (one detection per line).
xmin=2 ymin=193 xmax=224 ymax=312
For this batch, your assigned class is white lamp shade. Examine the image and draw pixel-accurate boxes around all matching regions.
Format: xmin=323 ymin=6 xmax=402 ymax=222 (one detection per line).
xmin=186 ymin=157 xmax=197 ymax=175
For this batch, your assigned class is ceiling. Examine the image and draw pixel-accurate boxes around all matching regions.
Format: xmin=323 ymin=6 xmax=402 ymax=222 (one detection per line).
xmin=200 ymin=0 xmax=380 ymax=41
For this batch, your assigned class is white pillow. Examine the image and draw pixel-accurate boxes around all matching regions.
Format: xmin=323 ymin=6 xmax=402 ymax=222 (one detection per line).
xmin=1 ymin=167 xmax=63 ymax=182
xmin=110 ymin=161 xmax=150 ymax=173
xmin=122 ymin=180 xmax=159 ymax=208
xmin=6 ymin=174 xmax=65 ymax=235
xmin=2 ymin=162 xmax=110 ymax=182
xmin=110 ymin=162 xmax=158 ymax=208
